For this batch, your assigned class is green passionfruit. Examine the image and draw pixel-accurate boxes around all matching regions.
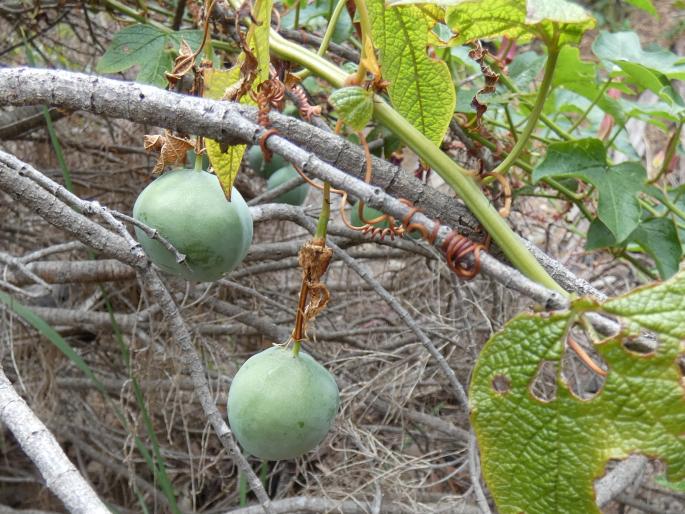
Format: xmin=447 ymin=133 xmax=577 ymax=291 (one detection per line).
xmin=227 ymin=346 xmax=339 ymax=460
xmin=246 ymin=146 xmax=288 ymax=178
xmin=133 ymin=168 xmax=253 ymax=282
xmin=266 ymin=165 xmax=309 ymax=206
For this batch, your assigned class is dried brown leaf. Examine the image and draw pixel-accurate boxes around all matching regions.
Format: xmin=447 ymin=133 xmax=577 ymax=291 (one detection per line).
xmin=468 ymin=41 xmax=499 ymax=128
xmin=144 ymin=130 xmax=194 ymax=175
xmin=166 ymin=39 xmax=197 ymax=88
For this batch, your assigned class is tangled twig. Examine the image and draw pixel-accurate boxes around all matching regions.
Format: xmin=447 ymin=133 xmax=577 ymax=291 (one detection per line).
xmin=290 ymin=161 xmax=487 ymax=278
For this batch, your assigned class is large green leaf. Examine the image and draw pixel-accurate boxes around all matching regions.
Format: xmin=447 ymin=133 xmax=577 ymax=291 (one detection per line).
xmin=443 ymin=0 xmax=595 ymax=45
xmin=585 ymin=218 xmax=616 ymax=250
xmin=533 ymin=139 xmax=646 ymax=242
xmin=586 ymin=217 xmax=683 ymax=280
xmin=593 ymin=31 xmax=685 ymax=81
xmin=96 ymin=24 xmax=202 ymax=88
xmin=471 ymin=271 xmax=685 ymax=514
xmin=369 ymin=0 xmax=455 ymax=147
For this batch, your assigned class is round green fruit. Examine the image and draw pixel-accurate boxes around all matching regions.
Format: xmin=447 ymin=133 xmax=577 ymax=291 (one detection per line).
xmin=266 ymin=165 xmax=309 ymax=206
xmin=246 ymin=146 xmax=287 ymax=178
xmin=227 ymin=346 xmax=339 ymax=461
xmin=133 ymin=168 xmax=253 ymax=282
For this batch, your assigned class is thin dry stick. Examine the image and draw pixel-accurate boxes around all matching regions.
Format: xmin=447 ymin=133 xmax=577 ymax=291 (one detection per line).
xmin=469 ymin=433 xmax=492 ymax=514
xmin=0 ymin=365 xmax=110 ymax=514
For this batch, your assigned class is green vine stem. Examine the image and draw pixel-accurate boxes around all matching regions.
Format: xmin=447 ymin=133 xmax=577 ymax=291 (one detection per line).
xmin=268 ymin=31 xmax=563 ymax=292
xmin=318 ymin=0 xmax=348 ymax=57
xmin=352 ymin=0 xmax=374 ymax=83
xmin=569 ymin=79 xmax=611 ymax=133
xmin=490 ymin=42 xmax=560 ymax=176
xmin=294 ymin=0 xmax=301 ymax=29
xmin=295 ymin=0 xmax=348 ymax=81
xmin=492 ymin=58 xmax=572 ymax=141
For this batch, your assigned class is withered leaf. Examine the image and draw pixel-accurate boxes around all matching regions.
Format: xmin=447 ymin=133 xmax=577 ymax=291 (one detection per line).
xmin=298 ymin=240 xmax=333 ymax=324
xmin=222 ymin=46 xmax=259 ymax=102
xmin=144 ymin=130 xmax=194 ymax=175
xmin=166 ymin=39 xmax=197 ymax=88
xmin=468 ymin=41 xmax=499 ymax=128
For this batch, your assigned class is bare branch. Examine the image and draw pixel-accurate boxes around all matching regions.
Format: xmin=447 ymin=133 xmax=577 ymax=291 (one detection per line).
xmin=0 ymin=67 xmax=606 ymax=302
xmin=0 ymin=67 xmax=477 ymax=236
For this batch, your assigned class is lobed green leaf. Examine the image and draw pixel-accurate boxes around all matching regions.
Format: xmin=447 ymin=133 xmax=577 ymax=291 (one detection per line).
xmin=96 ymin=24 xmax=202 ymax=88
xmin=627 ymin=218 xmax=682 ymax=279
xmin=533 ymin=139 xmax=646 ymax=242
xmin=472 ymin=271 xmax=685 ymax=513
xmin=592 ymin=31 xmax=685 ymax=106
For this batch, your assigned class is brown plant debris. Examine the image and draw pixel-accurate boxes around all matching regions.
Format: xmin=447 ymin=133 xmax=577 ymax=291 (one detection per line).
xmin=143 ymin=130 xmax=194 ymax=175
xmin=299 ymin=239 xmax=333 ymax=323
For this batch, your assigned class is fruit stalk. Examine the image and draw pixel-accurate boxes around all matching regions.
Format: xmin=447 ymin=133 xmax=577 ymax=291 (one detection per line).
xmin=292 ymin=280 xmax=308 ymax=356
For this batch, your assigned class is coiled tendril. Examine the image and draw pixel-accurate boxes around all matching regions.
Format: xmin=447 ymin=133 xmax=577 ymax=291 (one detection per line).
xmin=251 ymin=78 xmax=286 ymax=160
xmin=399 ymin=199 xmax=486 ymax=279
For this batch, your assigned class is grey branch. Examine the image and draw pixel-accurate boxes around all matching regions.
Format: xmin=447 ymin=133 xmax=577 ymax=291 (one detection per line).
xmin=0 ymin=67 xmax=607 ymax=303
xmin=0 ymin=366 xmax=110 ymax=514
xmin=224 ymin=495 xmax=481 ymax=514
xmin=0 ymin=67 xmax=475 ymax=235
xmin=595 ymin=455 xmax=649 ymax=507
